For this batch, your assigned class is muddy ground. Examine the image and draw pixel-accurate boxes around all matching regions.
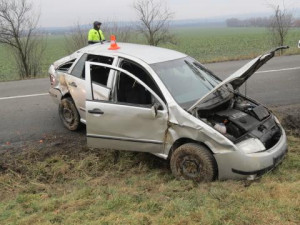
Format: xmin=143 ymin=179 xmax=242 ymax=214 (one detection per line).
xmin=270 ymin=103 xmax=300 ymax=136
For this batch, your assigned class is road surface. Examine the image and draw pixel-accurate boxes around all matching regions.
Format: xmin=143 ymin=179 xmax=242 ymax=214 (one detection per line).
xmin=1 ymin=55 xmax=299 ymax=145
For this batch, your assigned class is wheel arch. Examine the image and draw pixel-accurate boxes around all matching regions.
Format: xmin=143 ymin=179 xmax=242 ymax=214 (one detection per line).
xmin=60 ymin=92 xmax=81 ymax=118
xmin=58 ymin=93 xmax=82 ymax=131
xmin=168 ymin=138 xmax=219 ymax=179
xmin=169 ymin=140 xmax=219 ymax=181
xmin=168 ymin=137 xmax=214 ymax=160
xmin=61 ymin=92 xmax=72 ymax=100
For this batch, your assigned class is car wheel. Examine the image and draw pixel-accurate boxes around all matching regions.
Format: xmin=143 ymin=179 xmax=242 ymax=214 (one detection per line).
xmin=59 ymin=97 xmax=80 ymax=131
xmin=170 ymin=143 xmax=217 ymax=182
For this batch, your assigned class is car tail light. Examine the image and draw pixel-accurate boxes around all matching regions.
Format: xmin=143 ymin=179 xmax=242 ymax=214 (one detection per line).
xmin=50 ymin=74 xmax=55 ymax=85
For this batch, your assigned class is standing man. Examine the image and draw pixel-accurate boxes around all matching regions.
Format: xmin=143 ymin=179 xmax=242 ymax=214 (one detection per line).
xmin=88 ymin=21 xmax=105 ymax=45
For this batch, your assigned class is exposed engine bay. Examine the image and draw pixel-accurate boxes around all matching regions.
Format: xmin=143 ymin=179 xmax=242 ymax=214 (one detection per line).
xmin=197 ymin=95 xmax=282 ymax=150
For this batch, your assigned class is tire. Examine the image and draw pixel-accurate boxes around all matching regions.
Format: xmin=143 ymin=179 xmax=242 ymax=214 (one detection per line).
xmin=170 ymin=143 xmax=218 ymax=182
xmin=58 ymin=97 xmax=81 ymax=131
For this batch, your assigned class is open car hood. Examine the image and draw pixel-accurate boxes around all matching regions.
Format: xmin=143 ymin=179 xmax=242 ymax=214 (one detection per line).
xmin=187 ymin=46 xmax=289 ymax=112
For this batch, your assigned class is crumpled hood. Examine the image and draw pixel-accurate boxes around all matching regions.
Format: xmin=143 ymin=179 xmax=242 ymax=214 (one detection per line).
xmin=188 ymin=46 xmax=289 ymax=112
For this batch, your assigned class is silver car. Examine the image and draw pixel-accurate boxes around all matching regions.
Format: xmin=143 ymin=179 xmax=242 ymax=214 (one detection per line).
xmin=49 ymin=42 xmax=288 ymax=182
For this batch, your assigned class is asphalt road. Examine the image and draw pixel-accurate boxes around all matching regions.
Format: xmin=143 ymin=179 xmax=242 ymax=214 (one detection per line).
xmin=0 ymin=55 xmax=300 ymax=145
xmin=205 ymin=54 xmax=300 ymax=105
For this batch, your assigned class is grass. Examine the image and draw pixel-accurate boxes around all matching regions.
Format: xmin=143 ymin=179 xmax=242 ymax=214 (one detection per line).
xmin=0 ymin=35 xmax=67 ymax=82
xmin=0 ymin=133 xmax=299 ymax=225
xmin=164 ymin=27 xmax=300 ymax=62
xmin=0 ymin=27 xmax=300 ymax=81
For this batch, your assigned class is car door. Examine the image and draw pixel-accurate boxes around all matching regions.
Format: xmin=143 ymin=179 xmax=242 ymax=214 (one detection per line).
xmin=85 ymin=62 xmax=169 ymax=153
xmin=67 ymin=54 xmax=115 ymax=121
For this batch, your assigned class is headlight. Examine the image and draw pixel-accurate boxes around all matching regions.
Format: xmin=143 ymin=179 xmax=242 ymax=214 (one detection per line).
xmin=236 ymin=138 xmax=265 ymax=154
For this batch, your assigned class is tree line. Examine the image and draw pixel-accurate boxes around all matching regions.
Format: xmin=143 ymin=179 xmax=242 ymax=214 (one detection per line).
xmin=226 ymin=17 xmax=300 ymax=28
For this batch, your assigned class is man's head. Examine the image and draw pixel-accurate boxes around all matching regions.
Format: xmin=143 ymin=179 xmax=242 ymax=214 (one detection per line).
xmin=93 ymin=21 xmax=102 ymax=30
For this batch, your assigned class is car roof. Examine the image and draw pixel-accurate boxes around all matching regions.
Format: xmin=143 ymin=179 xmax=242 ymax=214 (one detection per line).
xmin=77 ymin=42 xmax=187 ymax=64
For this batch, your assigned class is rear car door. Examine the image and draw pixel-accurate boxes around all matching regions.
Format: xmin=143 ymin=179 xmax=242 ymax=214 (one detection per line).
xmin=85 ymin=62 xmax=168 ymax=153
xmin=67 ymin=54 xmax=115 ymax=121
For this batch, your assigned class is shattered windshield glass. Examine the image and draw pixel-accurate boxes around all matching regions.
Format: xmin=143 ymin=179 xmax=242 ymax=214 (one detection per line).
xmin=151 ymin=57 xmax=231 ymax=109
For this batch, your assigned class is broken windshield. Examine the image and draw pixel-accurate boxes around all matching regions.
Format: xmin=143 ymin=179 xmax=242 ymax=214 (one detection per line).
xmin=151 ymin=57 xmax=229 ymax=109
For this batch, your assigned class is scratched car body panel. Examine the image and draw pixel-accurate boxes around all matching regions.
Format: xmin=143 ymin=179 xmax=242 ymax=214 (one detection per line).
xmin=49 ymin=42 xmax=288 ymax=181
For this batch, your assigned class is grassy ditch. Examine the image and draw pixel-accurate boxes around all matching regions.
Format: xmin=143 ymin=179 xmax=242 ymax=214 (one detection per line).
xmin=0 ymin=131 xmax=299 ymax=224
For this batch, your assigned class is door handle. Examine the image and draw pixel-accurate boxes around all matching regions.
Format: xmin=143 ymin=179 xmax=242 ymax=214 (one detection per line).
xmin=68 ymin=82 xmax=77 ymax=88
xmin=88 ymin=108 xmax=104 ymax=115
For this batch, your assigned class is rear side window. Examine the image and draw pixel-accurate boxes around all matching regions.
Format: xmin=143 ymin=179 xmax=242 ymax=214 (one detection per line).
xmin=71 ymin=54 xmax=113 ymax=79
xmin=71 ymin=54 xmax=88 ymax=78
xmin=57 ymin=59 xmax=76 ymax=72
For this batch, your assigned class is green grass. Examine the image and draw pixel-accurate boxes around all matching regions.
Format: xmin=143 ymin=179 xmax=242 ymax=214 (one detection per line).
xmin=0 ymin=35 xmax=67 ymax=81
xmin=164 ymin=27 xmax=300 ymax=62
xmin=1 ymin=27 xmax=300 ymax=81
xmin=0 ymin=133 xmax=299 ymax=225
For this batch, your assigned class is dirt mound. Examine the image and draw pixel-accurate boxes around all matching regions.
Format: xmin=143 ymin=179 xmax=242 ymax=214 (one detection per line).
xmin=271 ymin=104 xmax=300 ymax=136
xmin=281 ymin=114 xmax=300 ymax=136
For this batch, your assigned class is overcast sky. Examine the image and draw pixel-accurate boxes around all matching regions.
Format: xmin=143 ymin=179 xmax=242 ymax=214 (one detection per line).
xmin=36 ymin=0 xmax=300 ymax=27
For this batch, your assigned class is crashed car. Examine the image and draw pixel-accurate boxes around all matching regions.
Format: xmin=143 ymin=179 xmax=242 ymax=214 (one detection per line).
xmin=49 ymin=39 xmax=288 ymax=182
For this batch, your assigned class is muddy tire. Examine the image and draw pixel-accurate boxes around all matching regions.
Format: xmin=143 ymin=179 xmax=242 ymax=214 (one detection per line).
xmin=170 ymin=143 xmax=217 ymax=182
xmin=59 ymin=97 xmax=80 ymax=131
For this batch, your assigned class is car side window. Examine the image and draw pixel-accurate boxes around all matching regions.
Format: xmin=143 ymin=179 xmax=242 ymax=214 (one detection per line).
xmin=71 ymin=54 xmax=88 ymax=78
xmin=116 ymin=60 xmax=165 ymax=107
xmin=71 ymin=54 xmax=113 ymax=79
xmin=57 ymin=59 xmax=76 ymax=72
xmin=117 ymin=72 xmax=152 ymax=106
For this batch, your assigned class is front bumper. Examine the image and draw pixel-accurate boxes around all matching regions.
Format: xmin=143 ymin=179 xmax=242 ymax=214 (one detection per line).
xmin=215 ymin=127 xmax=288 ymax=180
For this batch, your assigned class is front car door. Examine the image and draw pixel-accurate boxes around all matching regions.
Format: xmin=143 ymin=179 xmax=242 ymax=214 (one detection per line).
xmin=85 ymin=62 xmax=169 ymax=153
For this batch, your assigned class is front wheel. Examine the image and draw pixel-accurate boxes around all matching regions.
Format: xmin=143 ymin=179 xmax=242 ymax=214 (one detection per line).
xmin=58 ymin=97 xmax=80 ymax=131
xmin=170 ymin=143 xmax=218 ymax=182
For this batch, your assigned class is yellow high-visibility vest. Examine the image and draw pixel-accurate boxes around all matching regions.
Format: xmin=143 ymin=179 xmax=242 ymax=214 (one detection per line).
xmin=88 ymin=29 xmax=105 ymax=43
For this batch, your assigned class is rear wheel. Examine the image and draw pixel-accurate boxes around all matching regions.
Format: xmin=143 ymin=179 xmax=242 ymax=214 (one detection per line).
xmin=170 ymin=143 xmax=217 ymax=182
xmin=59 ymin=97 xmax=80 ymax=131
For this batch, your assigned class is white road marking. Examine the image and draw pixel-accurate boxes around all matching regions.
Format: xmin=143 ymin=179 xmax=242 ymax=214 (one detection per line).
xmin=0 ymin=66 xmax=299 ymax=101
xmin=0 ymin=93 xmax=48 ymax=100
xmin=256 ymin=67 xmax=300 ymax=74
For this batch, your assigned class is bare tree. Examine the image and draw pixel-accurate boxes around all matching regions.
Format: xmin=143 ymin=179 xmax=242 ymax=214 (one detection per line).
xmin=64 ymin=23 xmax=88 ymax=54
xmin=268 ymin=1 xmax=293 ymax=50
xmin=105 ymin=21 xmax=133 ymax=43
xmin=133 ymin=0 xmax=175 ymax=46
xmin=0 ymin=0 xmax=45 ymax=78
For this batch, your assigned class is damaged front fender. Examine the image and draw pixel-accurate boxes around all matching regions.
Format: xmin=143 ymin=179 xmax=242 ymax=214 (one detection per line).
xmin=162 ymin=102 xmax=237 ymax=159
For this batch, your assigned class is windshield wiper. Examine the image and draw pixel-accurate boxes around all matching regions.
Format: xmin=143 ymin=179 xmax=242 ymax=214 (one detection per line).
xmin=184 ymin=60 xmax=205 ymax=80
xmin=184 ymin=60 xmax=216 ymax=89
